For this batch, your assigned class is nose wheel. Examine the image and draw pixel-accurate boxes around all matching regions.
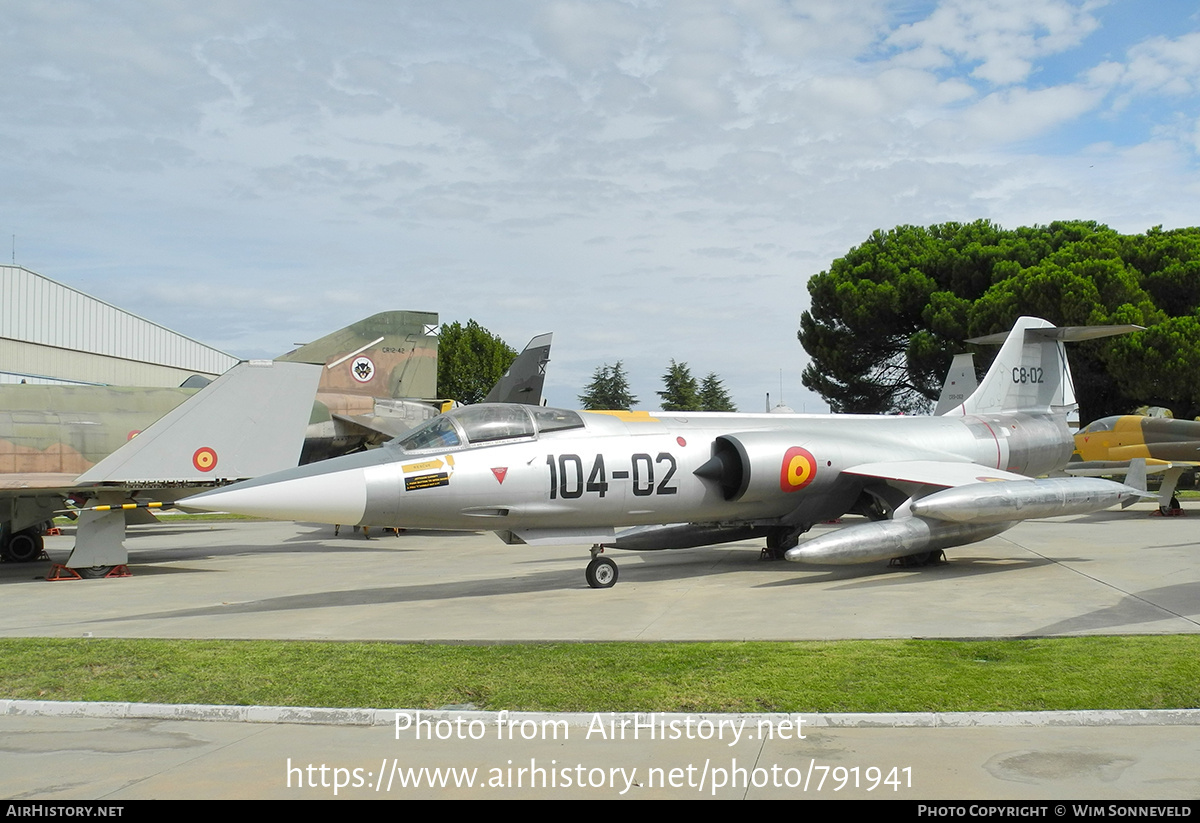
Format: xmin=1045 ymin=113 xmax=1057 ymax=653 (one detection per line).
xmin=585 ymin=554 xmax=618 ymax=589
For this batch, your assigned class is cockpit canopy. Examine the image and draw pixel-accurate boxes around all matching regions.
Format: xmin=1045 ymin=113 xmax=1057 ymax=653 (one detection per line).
xmin=1077 ymin=417 xmax=1118 ymax=435
xmin=397 ymin=404 xmax=585 ymax=451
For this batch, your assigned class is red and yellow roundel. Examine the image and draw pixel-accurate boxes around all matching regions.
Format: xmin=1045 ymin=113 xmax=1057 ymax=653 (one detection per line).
xmin=192 ymin=447 xmax=218 ymax=473
xmin=780 ymin=446 xmax=817 ymax=492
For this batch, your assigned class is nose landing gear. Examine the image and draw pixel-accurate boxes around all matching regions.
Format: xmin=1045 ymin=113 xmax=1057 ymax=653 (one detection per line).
xmin=585 ymin=545 xmax=618 ymax=588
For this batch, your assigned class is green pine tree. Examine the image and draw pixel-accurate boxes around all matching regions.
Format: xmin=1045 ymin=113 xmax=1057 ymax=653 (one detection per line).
xmin=657 ymin=360 xmax=701 ymax=411
xmin=699 ymin=372 xmax=736 ymax=411
xmin=578 ymin=361 xmax=637 ymax=410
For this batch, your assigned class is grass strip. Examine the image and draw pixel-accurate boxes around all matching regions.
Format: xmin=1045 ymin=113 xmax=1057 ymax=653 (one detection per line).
xmin=2 ymin=636 xmax=1198 ymax=713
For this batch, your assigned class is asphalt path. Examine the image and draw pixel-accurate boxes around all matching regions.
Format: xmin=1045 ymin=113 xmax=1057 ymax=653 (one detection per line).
xmin=1 ymin=507 xmax=1197 ymax=800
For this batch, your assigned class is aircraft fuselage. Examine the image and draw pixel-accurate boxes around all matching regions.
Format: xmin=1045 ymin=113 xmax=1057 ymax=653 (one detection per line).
xmin=186 ymin=405 xmax=1074 ymax=534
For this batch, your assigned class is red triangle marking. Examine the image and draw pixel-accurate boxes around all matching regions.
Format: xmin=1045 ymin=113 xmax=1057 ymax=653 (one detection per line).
xmin=491 ymin=467 xmax=508 ymax=484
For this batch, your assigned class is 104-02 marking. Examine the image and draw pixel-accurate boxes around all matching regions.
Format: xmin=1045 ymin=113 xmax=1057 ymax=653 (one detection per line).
xmin=547 ymin=453 xmax=678 ymax=499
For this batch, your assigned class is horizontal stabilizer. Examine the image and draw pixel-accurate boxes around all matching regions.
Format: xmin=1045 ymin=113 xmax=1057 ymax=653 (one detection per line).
xmin=966 ymin=324 xmax=1144 ymax=345
xmin=76 ymin=361 xmax=322 ymax=484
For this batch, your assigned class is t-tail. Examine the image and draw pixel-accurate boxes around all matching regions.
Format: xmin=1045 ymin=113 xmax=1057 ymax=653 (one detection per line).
xmin=945 ymin=317 xmax=1141 ymax=417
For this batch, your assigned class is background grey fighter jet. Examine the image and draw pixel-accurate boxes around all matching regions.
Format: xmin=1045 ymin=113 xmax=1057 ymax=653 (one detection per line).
xmin=183 ymin=317 xmax=1141 ymax=588
xmin=1 ymin=312 xmax=551 ymax=572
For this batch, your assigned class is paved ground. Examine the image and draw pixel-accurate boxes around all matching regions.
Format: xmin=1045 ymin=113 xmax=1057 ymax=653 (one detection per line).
xmin=3 ymin=705 xmax=1198 ymax=800
xmin=2 ymin=506 xmax=1199 ymax=641
xmin=1 ymin=506 xmax=1197 ymax=800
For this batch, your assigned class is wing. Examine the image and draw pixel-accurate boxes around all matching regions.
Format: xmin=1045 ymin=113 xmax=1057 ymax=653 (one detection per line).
xmin=844 ymin=460 xmax=1027 ymax=487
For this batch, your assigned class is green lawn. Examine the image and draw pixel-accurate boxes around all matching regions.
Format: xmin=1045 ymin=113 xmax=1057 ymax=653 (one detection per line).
xmin=3 ymin=636 xmax=1198 ymax=713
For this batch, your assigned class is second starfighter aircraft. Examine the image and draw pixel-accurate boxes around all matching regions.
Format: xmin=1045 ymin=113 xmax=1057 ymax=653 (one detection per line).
xmin=184 ymin=317 xmax=1141 ymax=587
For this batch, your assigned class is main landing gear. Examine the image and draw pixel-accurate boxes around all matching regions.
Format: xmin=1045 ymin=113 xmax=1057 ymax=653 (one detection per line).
xmin=0 ymin=527 xmax=45 ymax=563
xmin=760 ymin=526 xmax=807 ymax=561
xmin=1154 ymin=496 xmax=1183 ymax=517
xmin=586 ymin=546 xmax=618 ymax=589
xmin=889 ymin=550 xmax=945 ymax=568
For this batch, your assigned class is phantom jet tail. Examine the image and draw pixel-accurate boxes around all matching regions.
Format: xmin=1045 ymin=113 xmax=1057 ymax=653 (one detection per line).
xmin=76 ymin=361 xmax=321 ymax=486
xmin=277 ymin=310 xmax=440 ymax=400
xmin=61 ymin=360 xmax=322 ymax=571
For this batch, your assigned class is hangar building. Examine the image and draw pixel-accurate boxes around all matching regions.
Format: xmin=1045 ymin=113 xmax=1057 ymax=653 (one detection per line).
xmin=0 ymin=265 xmax=237 ymax=387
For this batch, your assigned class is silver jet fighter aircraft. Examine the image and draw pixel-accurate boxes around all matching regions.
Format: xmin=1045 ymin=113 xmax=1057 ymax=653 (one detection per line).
xmin=182 ymin=317 xmax=1141 ymax=588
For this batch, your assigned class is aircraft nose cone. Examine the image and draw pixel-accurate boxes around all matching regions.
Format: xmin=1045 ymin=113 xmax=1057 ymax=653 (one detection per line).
xmin=181 ymin=467 xmax=368 ymax=525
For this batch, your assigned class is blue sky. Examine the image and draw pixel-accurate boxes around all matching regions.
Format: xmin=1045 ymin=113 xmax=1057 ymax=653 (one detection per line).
xmin=2 ymin=1 xmax=1198 ymax=410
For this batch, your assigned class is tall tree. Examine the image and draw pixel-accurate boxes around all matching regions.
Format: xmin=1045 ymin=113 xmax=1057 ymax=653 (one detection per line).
xmin=578 ymin=361 xmax=637 ymax=410
xmin=799 ymin=220 xmax=1200 ymax=420
xmin=658 ymin=360 xmax=701 ymax=410
xmin=698 ymin=372 xmax=737 ymax=411
xmin=436 ymin=320 xmax=517 ymax=405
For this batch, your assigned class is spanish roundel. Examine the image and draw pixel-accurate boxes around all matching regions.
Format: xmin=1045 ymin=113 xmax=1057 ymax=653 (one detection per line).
xmin=193 ymin=447 xmax=218 ymax=473
xmin=780 ymin=447 xmax=816 ymax=492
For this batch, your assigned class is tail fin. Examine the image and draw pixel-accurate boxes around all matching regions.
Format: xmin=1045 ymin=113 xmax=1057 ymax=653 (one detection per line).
xmin=484 ymin=333 xmax=552 ymax=405
xmin=276 ymin=311 xmax=440 ymax=400
xmin=951 ymin=317 xmax=1141 ymax=416
xmin=934 ymin=353 xmax=977 ymax=416
xmin=75 ymin=360 xmax=321 ymax=484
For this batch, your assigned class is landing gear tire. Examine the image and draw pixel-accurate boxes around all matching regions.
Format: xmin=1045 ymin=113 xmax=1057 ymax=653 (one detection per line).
xmin=77 ymin=566 xmax=116 ymax=579
xmin=585 ymin=556 xmax=618 ymax=589
xmin=1157 ymin=495 xmax=1182 ymax=516
xmin=762 ymin=527 xmax=803 ymax=560
xmin=890 ymin=550 xmax=944 ymax=568
xmin=1 ymin=529 xmax=44 ymax=563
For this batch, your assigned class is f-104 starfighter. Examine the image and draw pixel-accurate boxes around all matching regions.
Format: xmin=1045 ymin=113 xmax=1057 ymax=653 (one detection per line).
xmin=183 ymin=317 xmax=1141 ymax=588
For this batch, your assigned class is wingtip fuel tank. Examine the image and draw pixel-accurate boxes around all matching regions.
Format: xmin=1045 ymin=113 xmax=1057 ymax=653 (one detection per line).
xmin=905 ymin=477 xmax=1144 ymax=524
xmin=786 ymin=476 xmax=1141 ymax=565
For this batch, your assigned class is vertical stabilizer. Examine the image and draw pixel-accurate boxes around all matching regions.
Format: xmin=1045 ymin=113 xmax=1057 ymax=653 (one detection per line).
xmin=75 ymin=361 xmax=322 ymax=484
xmin=950 ymin=318 xmax=1142 ymax=416
xmin=484 ymin=333 xmax=552 ymax=405
xmin=957 ymin=317 xmax=1068 ymax=415
xmin=934 ymin=353 xmax=978 ymax=416
xmin=277 ymin=311 xmax=440 ymax=400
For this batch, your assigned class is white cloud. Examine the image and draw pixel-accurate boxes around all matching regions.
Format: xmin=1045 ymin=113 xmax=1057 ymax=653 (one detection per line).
xmin=888 ymin=0 xmax=1104 ymax=86
xmin=1122 ymin=31 xmax=1200 ymax=96
xmin=957 ymin=83 xmax=1105 ymax=142
xmin=1 ymin=1 xmax=1198 ymax=410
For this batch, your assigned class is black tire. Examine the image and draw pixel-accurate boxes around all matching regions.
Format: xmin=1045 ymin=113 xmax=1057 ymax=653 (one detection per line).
xmin=585 ymin=556 xmax=618 ymax=589
xmin=2 ymin=529 xmax=44 ymax=563
xmin=77 ymin=566 xmax=115 ymax=579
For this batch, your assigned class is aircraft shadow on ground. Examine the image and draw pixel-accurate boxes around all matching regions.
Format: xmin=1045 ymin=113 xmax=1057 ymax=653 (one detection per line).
xmin=63 ymin=541 xmax=1068 ymax=629
xmin=1026 ymin=581 xmax=1200 ymax=636
xmin=759 ymin=555 xmax=1051 ymax=591
xmin=1070 ymin=513 xmax=1159 ymax=524
xmin=77 ymin=567 xmax=587 ymax=625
